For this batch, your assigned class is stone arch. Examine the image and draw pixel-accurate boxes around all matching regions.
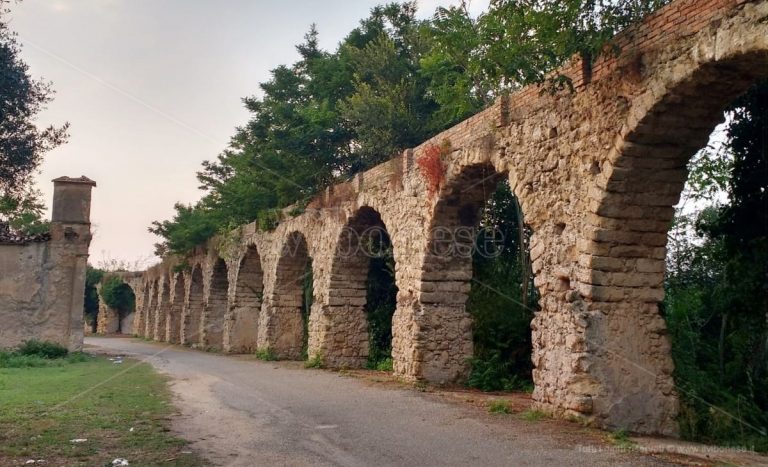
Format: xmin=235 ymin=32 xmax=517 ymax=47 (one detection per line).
xmin=310 ymin=206 xmax=397 ymax=368
xmin=166 ymin=273 xmax=184 ymax=344
xmin=396 ymin=159 xmax=519 ymax=383
xmin=183 ymin=265 xmax=204 ymax=346
xmin=226 ymin=244 xmax=264 ymax=352
xmin=259 ymin=231 xmax=311 ymax=359
xmin=95 ymin=278 xmax=137 ymax=335
xmin=571 ymin=48 xmax=768 ymax=433
xmin=203 ymin=258 xmax=228 ymax=350
xmin=153 ymin=276 xmax=170 ymax=341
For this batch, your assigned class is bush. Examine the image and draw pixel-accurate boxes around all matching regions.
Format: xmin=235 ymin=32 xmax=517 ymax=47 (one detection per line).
xmin=17 ymin=340 xmax=68 ymax=359
xmin=468 ymin=353 xmax=533 ymax=393
xmin=305 ymin=355 xmax=325 ymax=369
xmin=254 ymin=348 xmax=278 ymax=361
xmin=374 ymin=357 xmax=393 ymax=372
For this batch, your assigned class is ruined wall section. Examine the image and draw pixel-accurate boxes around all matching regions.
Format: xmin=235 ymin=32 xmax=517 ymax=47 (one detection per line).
xmin=0 ymin=177 xmax=96 ymax=351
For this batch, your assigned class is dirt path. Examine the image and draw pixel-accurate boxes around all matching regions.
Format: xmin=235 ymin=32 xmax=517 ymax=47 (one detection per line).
xmin=85 ymin=337 xmax=762 ymax=467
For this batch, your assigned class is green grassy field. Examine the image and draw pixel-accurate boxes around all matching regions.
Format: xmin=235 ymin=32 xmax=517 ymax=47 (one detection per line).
xmin=0 ymin=353 xmax=207 ymax=466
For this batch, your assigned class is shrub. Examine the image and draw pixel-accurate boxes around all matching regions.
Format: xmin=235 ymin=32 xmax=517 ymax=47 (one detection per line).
xmin=374 ymin=357 xmax=393 ymax=372
xmin=257 ymin=209 xmax=281 ymax=231
xmin=305 ymin=355 xmax=325 ymax=369
xmin=17 ymin=340 xmax=68 ymax=359
xmin=254 ymin=348 xmax=278 ymax=361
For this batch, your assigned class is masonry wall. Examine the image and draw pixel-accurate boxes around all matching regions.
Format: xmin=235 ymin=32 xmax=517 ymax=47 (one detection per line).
xmin=123 ymin=0 xmax=768 ymax=435
xmin=0 ymin=177 xmax=96 ymax=351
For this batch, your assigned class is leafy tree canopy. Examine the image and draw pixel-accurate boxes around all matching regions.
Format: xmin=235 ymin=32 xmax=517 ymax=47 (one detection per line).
xmin=0 ymin=2 xmax=67 ymax=199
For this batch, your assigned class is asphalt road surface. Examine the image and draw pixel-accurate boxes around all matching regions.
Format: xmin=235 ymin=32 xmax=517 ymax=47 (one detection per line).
xmin=86 ymin=337 xmax=681 ymax=467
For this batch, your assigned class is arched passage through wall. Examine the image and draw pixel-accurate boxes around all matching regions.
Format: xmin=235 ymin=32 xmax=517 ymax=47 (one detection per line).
xmin=167 ymin=274 xmax=184 ymax=344
xmin=394 ymin=161 xmax=537 ymax=385
xmin=183 ymin=266 xmax=204 ymax=346
xmin=97 ymin=277 xmax=137 ymax=335
xmin=573 ymin=52 xmax=768 ymax=434
xmin=310 ymin=206 xmax=398 ymax=369
xmin=116 ymin=282 xmax=137 ymax=335
xmin=259 ymin=231 xmax=311 ymax=359
xmin=228 ymin=244 xmax=264 ymax=352
xmin=204 ymin=258 xmax=228 ymax=350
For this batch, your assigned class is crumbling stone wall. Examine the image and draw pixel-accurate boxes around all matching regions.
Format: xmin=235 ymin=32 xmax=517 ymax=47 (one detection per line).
xmin=120 ymin=0 xmax=768 ymax=435
xmin=0 ymin=177 xmax=96 ymax=351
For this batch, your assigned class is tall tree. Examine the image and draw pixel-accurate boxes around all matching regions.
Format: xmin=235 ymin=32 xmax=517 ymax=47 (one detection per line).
xmin=0 ymin=2 xmax=68 ymax=199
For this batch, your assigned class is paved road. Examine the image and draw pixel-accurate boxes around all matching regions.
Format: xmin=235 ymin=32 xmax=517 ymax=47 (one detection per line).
xmin=86 ymin=337 xmax=676 ymax=467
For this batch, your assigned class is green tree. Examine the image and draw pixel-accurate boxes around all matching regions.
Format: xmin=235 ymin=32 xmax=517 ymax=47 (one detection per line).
xmin=0 ymin=2 xmax=67 ymax=199
xmin=0 ymin=187 xmax=49 ymax=235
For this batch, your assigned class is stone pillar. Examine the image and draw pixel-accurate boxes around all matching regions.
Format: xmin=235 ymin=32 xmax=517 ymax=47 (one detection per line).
xmin=391 ymin=299 xmax=473 ymax=384
xmin=50 ymin=176 xmax=96 ymax=351
xmin=256 ymin=301 xmax=304 ymax=359
xmin=307 ymin=302 xmax=369 ymax=368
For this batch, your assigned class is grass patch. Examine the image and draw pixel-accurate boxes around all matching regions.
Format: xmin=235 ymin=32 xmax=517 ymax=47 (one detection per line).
xmin=0 ymin=339 xmax=93 ymax=369
xmin=520 ymin=409 xmax=547 ymax=422
xmin=487 ymin=400 xmax=511 ymax=414
xmin=304 ymin=355 xmax=325 ymax=369
xmin=0 ymin=355 xmax=206 ymax=466
xmin=609 ymin=429 xmax=636 ymax=449
xmin=373 ymin=357 xmax=393 ymax=372
xmin=254 ymin=348 xmax=278 ymax=361
xmin=16 ymin=340 xmax=69 ymax=359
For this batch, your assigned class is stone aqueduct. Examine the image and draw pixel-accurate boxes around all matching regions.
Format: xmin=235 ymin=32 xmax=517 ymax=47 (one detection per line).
xmin=102 ymin=0 xmax=768 ymax=434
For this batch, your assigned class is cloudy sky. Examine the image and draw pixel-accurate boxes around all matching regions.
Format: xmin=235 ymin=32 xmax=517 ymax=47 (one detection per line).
xmin=9 ymin=0 xmax=490 ymax=268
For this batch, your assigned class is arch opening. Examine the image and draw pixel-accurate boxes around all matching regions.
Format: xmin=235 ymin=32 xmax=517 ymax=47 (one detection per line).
xmin=99 ymin=275 xmax=137 ymax=335
xmin=167 ymin=274 xmax=184 ymax=344
xmin=183 ymin=266 xmax=204 ymax=346
xmin=262 ymin=231 xmax=312 ymax=359
xmin=591 ymin=68 xmax=768 ymax=439
xmin=414 ymin=162 xmax=538 ymax=387
xmin=322 ymin=206 xmax=398 ymax=369
xmin=204 ymin=258 xmax=228 ymax=350
xmin=230 ymin=245 xmax=265 ymax=353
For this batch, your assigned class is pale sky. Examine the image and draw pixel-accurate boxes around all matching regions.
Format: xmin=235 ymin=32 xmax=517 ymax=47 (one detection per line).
xmin=9 ymin=0 xmax=490 ymax=268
